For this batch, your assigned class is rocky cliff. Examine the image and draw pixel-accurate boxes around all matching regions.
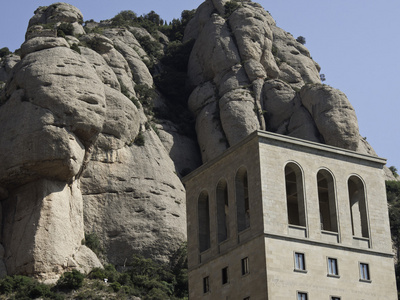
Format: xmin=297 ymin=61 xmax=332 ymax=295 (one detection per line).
xmin=0 ymin=0 xmax=394 ymax=280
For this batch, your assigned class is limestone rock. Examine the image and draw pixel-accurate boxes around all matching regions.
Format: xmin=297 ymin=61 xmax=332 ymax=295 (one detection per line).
xmin=300 ymin=84 xmax=359 ymax=150
xmin=244 ymin=59 xmax=267 ymax=82
xmin=95 ymin=86 xmax=140 ymax=150
xmin=2 ymin=180 xmax=97 ymax=280
xmin=0 ymin=32 xmax=106 ymax=279
xmin=287 ymin=106 xmax=321 ymax=143
xmin=6 ymin=46 xmax=106 ymax=144
xmin=103 ymin=28 xmax=153 ymax=87
xmin=81 ymin=130 xmax=187 ymax=265
xmin=188 ymin=13 xmax=240 ymax=87
xmin=219 ymin=89 xmax=260 ymax=147
xmin=157 ymin=121 xmax=202 ymax=177
xmin=183 ymin=0 xmax=215 ymax=42
xmin=217 ymin=64 xmax=249 ymax=96
xmin=229 ymin=4 xmax=279 ymax=78
xmin=272 ymin=26 xmax=321 ymax=84
xmin=28 ymin=3 xmax=85 ymax=36
xmin=188 ymin=81 xmax=216 ymax=115
xmin=80 ymin=47 xmax=120 ymax=90
xmin=20 ymin=36 xmax=70 ymax=58
xmin=72 ymin=245 xmax=103 ymax=274
xmin=0 ymin=55 xmax=20 ymax=82
xmin=278 ymin=62 xmax=304 ymax=90
xmin=262 ymin=79 xmax=296 ymax=131
xmin=195 ymin=101 xmax=228 ymax=163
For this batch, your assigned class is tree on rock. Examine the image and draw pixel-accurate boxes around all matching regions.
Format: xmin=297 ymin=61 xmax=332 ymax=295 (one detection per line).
xmin=296 ymin=36 xmax=306 ymax=45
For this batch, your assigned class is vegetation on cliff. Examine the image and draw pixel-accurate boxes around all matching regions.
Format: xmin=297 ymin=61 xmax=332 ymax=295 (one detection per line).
xmin=387 ymin=179 xmax=400 ymax=298
xmin=0 ymin=243 xmax=188 ymax=299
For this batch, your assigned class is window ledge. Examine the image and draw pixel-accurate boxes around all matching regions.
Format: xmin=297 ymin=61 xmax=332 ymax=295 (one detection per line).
xmin=294 ymin=269 xmax=308 ymax=274
xmin=359 ymin=279 xmax=372 ymax=283
xmin=327 ymin=274 xmax=340 ymax=279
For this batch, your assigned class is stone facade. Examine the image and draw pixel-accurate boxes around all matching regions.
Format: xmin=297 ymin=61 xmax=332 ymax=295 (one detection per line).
xmin=183 ymin=130 xmax=397 ymax=300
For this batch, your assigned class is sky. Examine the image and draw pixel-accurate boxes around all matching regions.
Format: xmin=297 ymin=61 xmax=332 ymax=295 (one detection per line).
xmin=0 ymin=0 xmax=399 ymax=171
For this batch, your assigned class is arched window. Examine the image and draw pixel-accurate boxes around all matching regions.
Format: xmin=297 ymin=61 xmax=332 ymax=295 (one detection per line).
xmin=285 ymin=163 xmax=306 ymax=227
xmin=198 ymin=191 xmax=211 ymax=252
xmin=317 ymin=170 xmax=338 ymax=232
xmin=217 ymin=179 xmax=229 ymax=243
xmin=236 ymin=167 xmax=250 ymax=232
xmin=348 ymin=176 xmax=369 ymax=238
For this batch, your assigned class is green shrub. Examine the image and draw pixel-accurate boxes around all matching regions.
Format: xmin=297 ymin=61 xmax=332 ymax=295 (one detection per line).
xmin=56 ymin=270 xmax=85 ymax=290
xmin=170 ymin=243 xmax=188 ymax=298
xmin=136 ymin=35 xmax=162 ymax=59
xmin=111 ymin=10 xmax=138 ymax=27
xmin=224 ymin=0 xmax=242 ymax=17
xmin=0 ymin=275 xmax=62 ymax=299
xmin=70 ymin=43 xmax=81 ymax=54
xmin=154 ymin=39 xmax=194 ymax=118
xmin=134 ymin=84 xmax=156 ymax=115
xmin=0 ymin=276 xmax=14 ymax=294
xmin=57 ymin=29 xmax=66 ymax=38
xmin=161 ymin=39 xmax=195 ymax=72
xmin=85 ymin=38 xmax=103 ymax=52
xmin=111 ymin=10 xmax=163 ymax=37
xmin=27 ymin=283 xmax=53 ymax=299
xmin=144 ymin=287 xmax=170 ymax=300
xmin=110 ymin=281 xmax=121 ymax=292
xmin=0 ymin=47 xmax=11 ymax=58
xmin=296 ymin=36 xmax=306 ymax=45
xmin=390 ymin=166 xmax=399 ymax=178
xmin=57 ymin=23 xmax=74 ymax=36
xmin=134 ymin=132 xmax=145 ymax=146
xmin=150 ymin=122 xmax=159 ymax=136
xmin=83 ymin=232 xmax=103 ymax=257
xmin=160 ymin=10 xmax=196 ymax=42
xmin=88 ymin=268 xmax=106 ymax=280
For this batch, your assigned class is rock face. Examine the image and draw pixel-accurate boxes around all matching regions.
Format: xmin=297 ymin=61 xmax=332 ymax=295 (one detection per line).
xmin=0 ymin=0 xmax=395 ymax=280
xmin=185 ymin=0 xmax=362 ymax=163
xmin=0 ymin=3 xmax=192 ymax=280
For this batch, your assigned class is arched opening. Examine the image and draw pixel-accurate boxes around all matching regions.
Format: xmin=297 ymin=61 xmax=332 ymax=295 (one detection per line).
xmin=236 ymin=167 xmax=250 ymax=232
xmin=285 ymin=163 xmax=306 ymax=227
xmin=348 ymin=176 xmax=369 ymax=238
xmin=198 ymin=191 xmax=210 ymax=252
xmin=217 ymin=179 xmax=229 ymax=243
xmin=317 ymin=170 xmax=338 ymax=232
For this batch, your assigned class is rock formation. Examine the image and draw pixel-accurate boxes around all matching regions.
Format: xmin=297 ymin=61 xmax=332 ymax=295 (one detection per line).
xmin=0 ymin=0 xmax=395 ymax=280
xmin=185 ymin=0 xmax=364 ymax=162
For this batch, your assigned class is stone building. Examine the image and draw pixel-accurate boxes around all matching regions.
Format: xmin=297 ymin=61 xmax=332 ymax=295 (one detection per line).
xmin=183 ymin=130 xmax=397 ymax=299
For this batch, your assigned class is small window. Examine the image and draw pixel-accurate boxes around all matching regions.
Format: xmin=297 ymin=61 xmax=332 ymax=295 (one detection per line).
xmin=243 ymin=298 xmax=250 ymax=300
xmin=203 ymin=276 xmax=209 ymax=293
xmin=222 ymin=267 xmax=229 ymax=285
xmin=331 ymin=297 xmax=341 ymax=300
xmin=297 ymin=292 xmax=308 ymax=300
xmin=241 ymin=257 xmax=249 ymax=275
xmin=294 ymin=252 xmax=306 ymax=271
xmin=327 ymin=258 xmax=339 ymax=276
xmin=360 ymin=263 xmax=370 ymax=281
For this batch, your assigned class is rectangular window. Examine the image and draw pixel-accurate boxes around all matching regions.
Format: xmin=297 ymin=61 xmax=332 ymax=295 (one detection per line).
xmin=241 ymin=257 xmax=249 ymax=275
xmin=331 ymin=297 xmax=341 ymax=300
xmin=222 ymin=267 xmax=229 ymax=285
xmin=360 ymin=263 xmax=370 ymax=281
xmin=294 ymin=252 xmax=306 ymax=271
xmin=327 ymin=258 xmax=339 ymax=276
xmin=243 ymin=298 xmax=250 ymax=300
xmin=297 ymin=292 xmax=308 ymax=300
xmin=203 ymin=276 xmax=209 ymax=293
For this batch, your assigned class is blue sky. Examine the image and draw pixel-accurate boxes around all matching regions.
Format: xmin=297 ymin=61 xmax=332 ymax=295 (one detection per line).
xmin=1 ymin=0 xmax=399 ymax=171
